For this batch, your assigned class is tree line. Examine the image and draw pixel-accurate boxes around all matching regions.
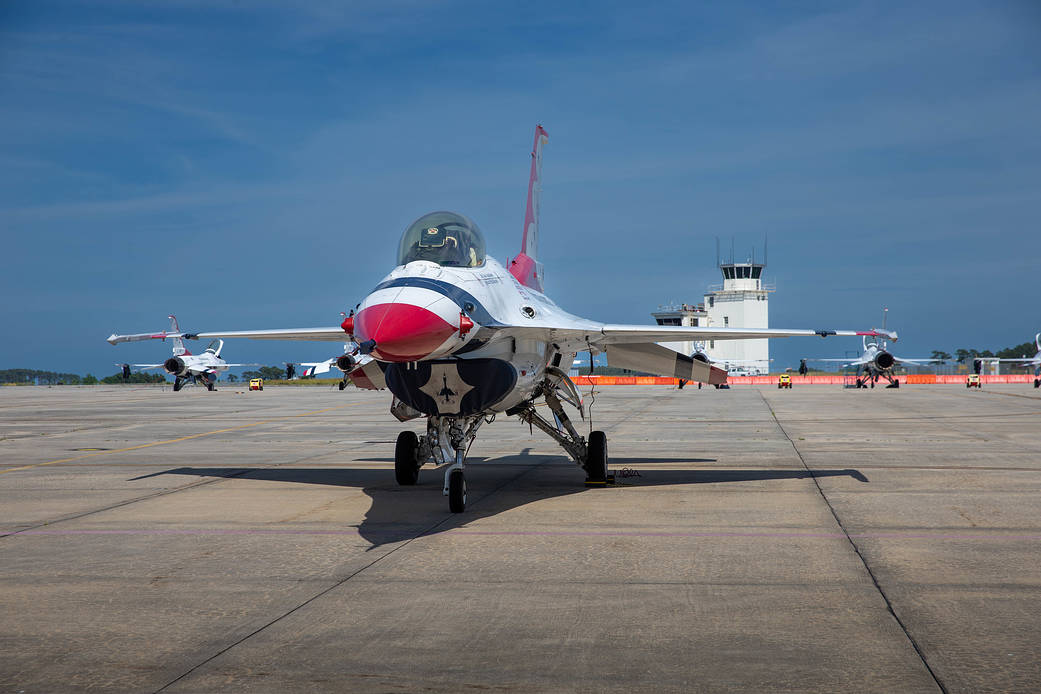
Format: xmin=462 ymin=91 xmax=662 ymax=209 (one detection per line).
xmin=930 ymin=338 xmax=1039 ymax=365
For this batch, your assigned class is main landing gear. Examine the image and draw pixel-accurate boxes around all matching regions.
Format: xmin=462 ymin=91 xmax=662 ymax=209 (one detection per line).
xmin=392 ymin=372 xmax=610 ymax=513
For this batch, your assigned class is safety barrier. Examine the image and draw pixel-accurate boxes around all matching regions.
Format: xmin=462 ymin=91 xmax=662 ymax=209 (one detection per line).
xmin=571 ymin=374 xmax=1036 ymax=386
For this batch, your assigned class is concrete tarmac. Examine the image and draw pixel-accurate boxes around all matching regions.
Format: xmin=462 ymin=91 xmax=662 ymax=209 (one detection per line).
xmin=1 ymin=383 xmax=1039 ymax=693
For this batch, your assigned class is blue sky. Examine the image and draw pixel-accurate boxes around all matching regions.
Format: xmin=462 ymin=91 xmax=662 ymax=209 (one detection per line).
xmin=2 ymin=0 xmax=1039 ymax=376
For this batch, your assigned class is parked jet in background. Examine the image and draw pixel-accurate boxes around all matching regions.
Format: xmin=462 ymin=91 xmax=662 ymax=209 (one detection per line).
xmin=109 ymin=316 xmax=257 ymax=391
xmin=107 ymin=126 xmax=895 ymax=512
xmin=805 ymin=334 xmax=938 ymax=388
xmin=973 ymin=333 xmax=1041 ymax=388
xmin=297 ymin=341 xmax=380 ymax=390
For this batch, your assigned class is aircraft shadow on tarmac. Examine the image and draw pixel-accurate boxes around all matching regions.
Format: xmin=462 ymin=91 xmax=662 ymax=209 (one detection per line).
xmin=137 ymin=457 xmax=868 ymax=547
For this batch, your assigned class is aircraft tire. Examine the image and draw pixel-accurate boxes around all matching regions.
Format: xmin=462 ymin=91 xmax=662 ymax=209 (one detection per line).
xmin=394 ymin=431 xmax=421 ymax=485
xmin=585 ymin=430 xmax=608 ymax=484
xmin=338 ymin=381 xmax=347 ymax=390
xmin=448 ymin=469 xmax=466 ymax=513
xmin=173 ymin=378 xmax=183 ymax=392
xmin=206 ymin=381 xmax=215 ymax=392
xmin=1034 ymin=379 xmax=1039 ymax=389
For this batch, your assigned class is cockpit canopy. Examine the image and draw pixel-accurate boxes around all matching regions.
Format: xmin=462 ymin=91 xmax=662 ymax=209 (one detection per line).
xmin=397 ymin=211 xmax=486 ymax=268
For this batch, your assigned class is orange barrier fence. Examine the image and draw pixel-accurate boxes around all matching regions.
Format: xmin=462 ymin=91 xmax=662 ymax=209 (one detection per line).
xmin=571 ymin=374 xmax=1036 ymax=386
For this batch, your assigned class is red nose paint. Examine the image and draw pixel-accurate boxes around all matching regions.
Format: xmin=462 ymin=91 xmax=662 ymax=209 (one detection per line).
xmin=341 ymin=316 xmax=354 ymax=336
xmin=354 ymin=303 xmax=456 ymax=362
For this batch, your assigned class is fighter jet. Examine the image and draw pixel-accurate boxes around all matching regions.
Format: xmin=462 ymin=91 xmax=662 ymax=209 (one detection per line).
xmin=109 ymin=316 xmax=257 ymax=391
xmin=973 ymin=333 xmax=1041 ymax=388
xmin=805 ymin=334 xmax=938 ymax=388
xmin=107 ymin=126 xmax=894 ymax=511
xmin=297 ymin=341 xmax=378 ymax=390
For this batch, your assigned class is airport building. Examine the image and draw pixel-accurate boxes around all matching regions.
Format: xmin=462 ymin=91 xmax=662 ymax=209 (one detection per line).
xmin=653 ymin=248 xmax=772 ymax=375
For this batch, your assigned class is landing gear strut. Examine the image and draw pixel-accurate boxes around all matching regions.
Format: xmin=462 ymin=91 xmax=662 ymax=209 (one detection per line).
xmin=514 ymin=385 xmax=610 ymax=486
xmin=394 ymin=414 xmax=488 ymax=513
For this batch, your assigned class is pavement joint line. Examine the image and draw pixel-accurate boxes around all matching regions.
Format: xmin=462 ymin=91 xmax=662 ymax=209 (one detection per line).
xmin=760 ymin=390 xmax=950 ymax=694
xmin=0 ymin=403 xmax=359 ymax=475
xmin=152 ymin=448 xmax=551 ymax=692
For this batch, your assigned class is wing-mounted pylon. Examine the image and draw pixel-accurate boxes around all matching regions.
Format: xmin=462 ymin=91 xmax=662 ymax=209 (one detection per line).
xmin=605 ymin=343 xmax=728 ymax=385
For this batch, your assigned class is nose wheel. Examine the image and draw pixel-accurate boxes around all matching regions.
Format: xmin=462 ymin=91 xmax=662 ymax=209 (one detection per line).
xmin=444 ymin=449 xmax=467 ymax=513
xmin=448 ymin=468 xmax=466 ymax=513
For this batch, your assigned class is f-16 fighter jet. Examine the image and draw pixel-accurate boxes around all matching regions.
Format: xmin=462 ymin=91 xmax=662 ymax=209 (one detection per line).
xmin=297 ymin=340 xmax=379 ymax=390
xmin=805 ymin=334 xmax=937 ymax=388
xmin=973 ymin=333 xmax=1041 ymax=388
xmin=109 ymin=315 xmax=257 ymax=391
xmin=107 ymin=126 xmax=894 ymax=512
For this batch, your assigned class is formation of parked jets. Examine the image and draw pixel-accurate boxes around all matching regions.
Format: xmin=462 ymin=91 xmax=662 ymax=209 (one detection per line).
xmin=109 ymin=125 xmax=906 ymax=512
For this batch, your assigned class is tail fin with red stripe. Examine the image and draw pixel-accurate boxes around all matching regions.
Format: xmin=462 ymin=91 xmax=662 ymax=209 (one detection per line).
xmin=509 ymin=124 xmax=548 ymax=292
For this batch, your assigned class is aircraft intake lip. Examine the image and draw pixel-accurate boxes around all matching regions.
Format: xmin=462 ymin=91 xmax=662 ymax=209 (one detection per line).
xmin=354 ymin=303 xmax=457 ymax=363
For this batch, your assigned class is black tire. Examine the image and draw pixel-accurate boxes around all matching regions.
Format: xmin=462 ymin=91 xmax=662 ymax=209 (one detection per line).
xmin=585 ymin=430 xmax=608 ymax=483
xmin=338 ymin=380 xmax=346 ymax=390
xmin=448 ymin=469 xmax=466 ymax=513
xmin=1034 ymin=379 xmax=1039 ymax=389
xmin=206 ymin=381 xmax=215 ymax=392
xmin=894 ymin=380 xmax=900 ymax=388
xmin=394 ymin=431 xmax=420 ymax=485
xmin=173 ymin=378 xmax=183 ymax=392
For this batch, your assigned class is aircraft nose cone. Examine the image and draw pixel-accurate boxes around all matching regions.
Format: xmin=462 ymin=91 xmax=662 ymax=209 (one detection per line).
xmin=354 ymin=303 xmax=457 ymax=362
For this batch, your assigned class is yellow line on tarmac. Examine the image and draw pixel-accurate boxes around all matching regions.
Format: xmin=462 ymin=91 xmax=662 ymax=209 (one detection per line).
xmin=0 ymin=403 xmax=358 ymax=475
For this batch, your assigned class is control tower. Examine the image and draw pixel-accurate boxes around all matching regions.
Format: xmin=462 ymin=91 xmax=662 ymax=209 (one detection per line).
xmin=703 ymin=244 xmax=772 ymax=374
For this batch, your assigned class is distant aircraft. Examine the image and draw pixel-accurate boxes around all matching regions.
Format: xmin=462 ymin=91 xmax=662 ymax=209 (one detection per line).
xmin=107 ymin=126 xmax=894 ymax=512
xmin=805 ymin=334 xmax=938 ymax=388
xmin=973 ymin=333 xmax=1041 ymax=388
xmin=108 ymin=316 xmax=257 ymax=392
xmin=297 ymin=341 xmax=379 ymax=390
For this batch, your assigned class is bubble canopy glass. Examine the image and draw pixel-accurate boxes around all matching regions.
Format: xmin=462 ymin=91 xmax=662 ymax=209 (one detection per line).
xmin=397 ymin=211 xmax=486 ymax=268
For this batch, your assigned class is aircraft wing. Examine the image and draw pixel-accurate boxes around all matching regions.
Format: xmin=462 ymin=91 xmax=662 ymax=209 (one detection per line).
xmin=126 ymin=363 xmax=164 ymax=371
xmin=894 ymin=358 xmax=944 ymax=365
xmin=804 ymin=358 xmax=867 ymax=363
xmin=596 ymin=327 xmax=897 ymax=345
xmin=300 ymin=359 xmax=335 ymax=376
xmin=108 ymin=327 xmax=347 ymax=345
xmin=221 ymin=363 xmax=263 ymax=368
xmin=974 ymin=357 xmax=1038 ymax=363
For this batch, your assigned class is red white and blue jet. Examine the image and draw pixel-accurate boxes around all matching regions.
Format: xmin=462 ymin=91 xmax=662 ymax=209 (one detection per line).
xmin=107 ymin=126 xmax=895 ymax=512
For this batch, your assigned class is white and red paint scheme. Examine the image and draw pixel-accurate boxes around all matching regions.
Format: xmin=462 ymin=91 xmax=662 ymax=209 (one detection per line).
xmin=108 ymin=126 xmax=896 ymax=512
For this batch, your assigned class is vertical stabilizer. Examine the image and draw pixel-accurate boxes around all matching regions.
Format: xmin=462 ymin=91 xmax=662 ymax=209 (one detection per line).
xmin=169 ymin=315 xmax=189 ymax=356
xmin=509 ymin=124 xmax=549 ymax=292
